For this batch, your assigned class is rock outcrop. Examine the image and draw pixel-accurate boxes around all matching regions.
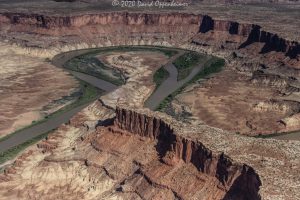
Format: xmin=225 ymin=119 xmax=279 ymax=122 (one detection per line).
xmin=115 ymin=106 xmax=262 ymax=200
xmin=0 ymin=12 xmax=299 ymax=65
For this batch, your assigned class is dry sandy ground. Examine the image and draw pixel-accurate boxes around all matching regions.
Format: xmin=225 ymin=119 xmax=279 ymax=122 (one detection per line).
xmin=173 ymin=68 xmax=291 ymax=136
xmin=98 ymin=51 xmax=169 ymax=108
xmin=0 ymin=42 xmax=79 ymax=138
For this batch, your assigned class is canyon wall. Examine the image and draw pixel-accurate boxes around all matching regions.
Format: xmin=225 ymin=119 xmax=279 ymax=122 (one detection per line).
xmin=0 ymin=12 xmax=299 ymax=63
xmin=196 ymin=15 xmax=300 ymax=60
xmin=115 ymin=107 xmax=262 ymax=200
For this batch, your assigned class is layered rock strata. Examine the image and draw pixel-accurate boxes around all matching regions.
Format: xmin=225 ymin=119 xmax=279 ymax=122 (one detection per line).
xmin=114 ymin=106 xmax=261 ymax=200
xmin=0 ymin=12 xmax=298 ymax=63
xmin=0 ymin=75 xmax=299 ymax=200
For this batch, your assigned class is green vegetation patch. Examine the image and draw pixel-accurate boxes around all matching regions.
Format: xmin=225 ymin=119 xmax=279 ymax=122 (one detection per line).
xmin=173 ymin=51 xmax=207 ymax=81
xmin=0 ymin=81 xmax=102 ymax=144
xmin=84 ymin=46 xmax=179 ymax=58
xmin=153 ymin=66 xmax=170 ymax=89
xmin=65 ymin=56 xmax=125 ymax=86
xmin=0 ymin=129 xmax=53 ymax=165
xmin=0 ymin=81 xmax=102 ymax=166
xmin=48 ymin=80 xmax=102 ymax=117
xmin=64 ymin=46 xmax=178 ymax=86
xmin=37 ymin=80 xmax=101 ymax=126
xmin=156 ymin=57 xmax=225 ymax=111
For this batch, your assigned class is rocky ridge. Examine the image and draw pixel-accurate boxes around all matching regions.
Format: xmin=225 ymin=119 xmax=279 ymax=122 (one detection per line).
xmin=115 ymin=106 xmax=261 ymax=200
xmin=0 ymin=12 xmax=298 ymax=61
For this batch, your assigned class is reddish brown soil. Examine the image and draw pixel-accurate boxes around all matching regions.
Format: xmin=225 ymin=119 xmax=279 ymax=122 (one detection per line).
xmin=176 ymin=69 xmax=288 ymax=135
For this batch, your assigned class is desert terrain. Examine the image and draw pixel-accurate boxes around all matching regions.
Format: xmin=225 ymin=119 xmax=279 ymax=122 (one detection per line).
xmin=0 ymin=1 xmax=299 ymax=200
xmin=0 ymin=42 xmax=79 ymax=138
xmin=170 ymin=67 xmax=300 ymax=136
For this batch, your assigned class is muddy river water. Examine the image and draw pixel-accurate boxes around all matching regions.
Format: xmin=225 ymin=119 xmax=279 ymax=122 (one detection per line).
xmin=0 ymin=47 xmax=299 ymax=153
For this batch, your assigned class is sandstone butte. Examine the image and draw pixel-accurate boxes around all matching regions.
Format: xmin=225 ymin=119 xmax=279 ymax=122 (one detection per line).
xmin=0 ymin=11 xmax=299 ymax=200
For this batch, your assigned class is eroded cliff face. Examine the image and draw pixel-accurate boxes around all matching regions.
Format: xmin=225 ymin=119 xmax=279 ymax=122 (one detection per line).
xmin=0 ymin=61 xmax=299 ymax=200
xmin=0 ymin=12 xmax=299 ymax=64
xmin=0 ymin=12 xmax=201 ymax=28
xmin=198 ymin=16 xmax=300 ymax=59
xmin=115 ymin=106 xmax=261 ymax=200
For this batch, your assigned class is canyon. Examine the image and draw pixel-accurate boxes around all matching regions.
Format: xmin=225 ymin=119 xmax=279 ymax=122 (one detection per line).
xmin=0 ymin=12 xmax=298 ymax=66
xmin=0 ymin=4 xmax=299 ymax=200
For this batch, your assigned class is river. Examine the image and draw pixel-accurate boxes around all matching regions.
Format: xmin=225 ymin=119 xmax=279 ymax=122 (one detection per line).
xmin=0 ymin=47 xmax=299 ymax=153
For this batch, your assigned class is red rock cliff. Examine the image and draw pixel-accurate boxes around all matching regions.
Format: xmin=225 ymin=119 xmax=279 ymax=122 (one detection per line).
xmin=0 ymin=12 xmax=299 ymax=61
xmin=197 ymin=15 xmax=299 ymax=59
xmin=114 ymin=107 xmax=262 ymax=200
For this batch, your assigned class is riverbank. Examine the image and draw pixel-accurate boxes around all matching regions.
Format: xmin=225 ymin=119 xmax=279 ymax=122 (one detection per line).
xmin=0 ymin=46 xmax=176 ymax=163
xmin=1 ymin=45 xmax=299 ymax=167
xmin=63 ymin=45 xmax=179 ymax=85
xmin=0 ymin=80 xmax=101 ymax=142
xmin=156 ymin=57 xmax=225 ymax=111
xmin=0 ymin=81 xmax=103 ymax=164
